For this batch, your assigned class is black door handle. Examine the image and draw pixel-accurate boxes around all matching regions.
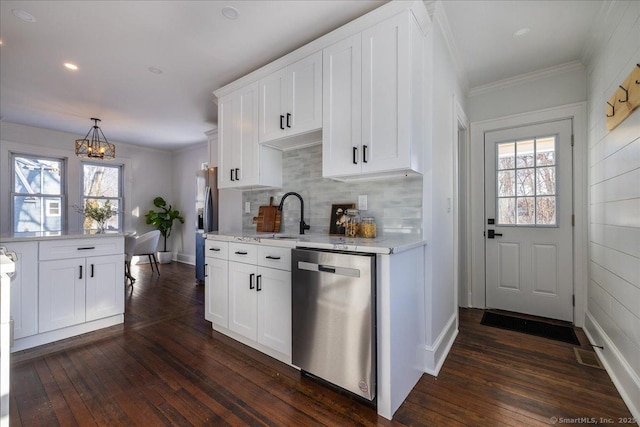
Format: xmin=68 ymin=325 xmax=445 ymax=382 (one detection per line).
xmin=265 ymin=255 xmax=281 ymax=260
xmin=286 ymin=113 xmax=291 ymax=128
xmin=353 ymin=147 xmax=358 ymax=164
xmin=234 ymin=168 xmax=239 ymax=181
xmin=235 ymin=251 xmax=248 ymax=255
xmin=79 ymin=265 xmax=83 ymax=279
xmin=487 ymin=229 xmax=503 ymax=239
xmin=230 ymin=169 xmax=235 ymax=181
xmin=209 ymin=247 xmax=221 ymax=252
xmin=256 ymin=275 xmax=262 ymax=291
xmin=363 ymin=145 xmax=368 ymax=163
xmin=280 ymin=115 xmax=285 ymax=130
xmin=249 ymin=273 xmax=255 ymax=289
xmin=204 ymin=264 xmax=208 ymax=278
xmin=91 ymin=264 xmax=94 ymax=278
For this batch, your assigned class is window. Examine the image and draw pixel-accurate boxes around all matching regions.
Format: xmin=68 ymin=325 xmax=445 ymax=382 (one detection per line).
xmin=11 ymin=154 xmax=66 ymax=233
xmin=82 ymin=163 xmax=123 ymax=231
xmin=496 ymin=135 xmax=557 ymax=226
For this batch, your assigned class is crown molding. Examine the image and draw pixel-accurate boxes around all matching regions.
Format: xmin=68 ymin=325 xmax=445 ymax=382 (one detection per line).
xmin=467 ymin=60 xmax=585 ymax=97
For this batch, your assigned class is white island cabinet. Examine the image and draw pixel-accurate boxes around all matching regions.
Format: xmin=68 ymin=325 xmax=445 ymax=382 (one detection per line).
xmin=0 ymin=234 xmax=125 ymax=352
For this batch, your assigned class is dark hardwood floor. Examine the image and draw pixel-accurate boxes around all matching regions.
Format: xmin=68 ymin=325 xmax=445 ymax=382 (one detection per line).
xmin=10 ymin=262 xmax=633 ymax=426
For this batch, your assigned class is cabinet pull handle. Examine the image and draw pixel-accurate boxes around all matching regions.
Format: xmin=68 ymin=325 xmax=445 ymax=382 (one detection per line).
xmin=204 ymin=264 xmax=208 ymax=278
xmin=352 ymin=147 xmax=358 ymax=164
xmin=209 ymin=247 xmax=221 ymax=252
xmin=230 ymin=169 xmax=235 ymax=181
xmin=91 ymin=264 xmax=94 ymax=278
xmin=265 ymin=255 xmax=281 ymax=260
xmin=249 ymin=273 xmax=255 ymax=289
xmin=79 ymin=265 xmax=83 ymax=279
xmin=235 ymin=168 xmax=239 ymax=181
xmin=363 ymin=145 xmax=368 ymax=163
xmin=235 ymin=251 xmax=248 ymax=255
xmin=286 ymin=113 xmax=291 ymax=128
xmin=77 ymin=246 xmax=95 ymax=251
xmin=257 ymin=275 xmax=262 ymax=291
xmin=280 ymin=115 xmax=285 ymax=130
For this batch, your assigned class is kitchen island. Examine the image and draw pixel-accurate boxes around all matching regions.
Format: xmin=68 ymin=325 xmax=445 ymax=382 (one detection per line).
xmin=205 ymin=231 xmax=427 ymax=420
xmin=0 ymin=232 xmax=125 ymax=352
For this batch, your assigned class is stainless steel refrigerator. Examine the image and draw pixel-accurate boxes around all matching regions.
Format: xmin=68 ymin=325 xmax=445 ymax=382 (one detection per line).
xmin=195 ymin=167 xmax=218 ymax=284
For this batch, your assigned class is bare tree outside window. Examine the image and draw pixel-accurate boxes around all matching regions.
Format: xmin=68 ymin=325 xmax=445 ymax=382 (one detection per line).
xmin=82 ymin=163 xmax=123 ymax=231
xmin=496 ymin=136 xmax=557 ymax=226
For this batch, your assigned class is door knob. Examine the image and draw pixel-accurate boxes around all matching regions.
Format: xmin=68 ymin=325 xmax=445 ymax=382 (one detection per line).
xmin=487 ymin=229 xmax=503 ymax=239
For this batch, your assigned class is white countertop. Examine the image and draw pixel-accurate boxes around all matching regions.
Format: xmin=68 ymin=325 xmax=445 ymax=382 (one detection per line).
xmin=0 ymin=231 xmax=125 ymax=243
xmin=207 ymin=231 xmax=426 ymax=255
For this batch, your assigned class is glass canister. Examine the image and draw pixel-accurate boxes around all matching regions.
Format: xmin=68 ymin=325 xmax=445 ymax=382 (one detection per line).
xmin=360 ymin=217 xmax=377 ymax=238
xmin=344 ymin=209 xmax=361 ymax=237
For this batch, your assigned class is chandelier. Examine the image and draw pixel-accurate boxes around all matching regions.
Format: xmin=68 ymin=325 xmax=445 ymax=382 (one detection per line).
xmin=75 ymin=118 xmax=115 ymax=160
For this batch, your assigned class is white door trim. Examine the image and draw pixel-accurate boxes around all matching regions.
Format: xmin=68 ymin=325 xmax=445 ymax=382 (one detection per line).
xmin=469 ymin=102 xmax=587 ymax=326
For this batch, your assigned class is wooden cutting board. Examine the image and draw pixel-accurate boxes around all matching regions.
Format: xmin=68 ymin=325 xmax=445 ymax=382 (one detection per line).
xmin=254 ymin=197 xmax=281 ymax=233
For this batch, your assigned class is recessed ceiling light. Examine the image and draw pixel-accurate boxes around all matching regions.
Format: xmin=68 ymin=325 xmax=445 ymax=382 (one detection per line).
xmin=221 ymin=6 xmax=240 ymax=20
xmin=513 ymin=27 xmax=531 ymax=38
xmin=64 ymin=62 xmax=78 ymax=71
xmin=12 ymin=9 xmax=36 ymax=23
xmin=148 ymin=66 xmax=163 ymax=75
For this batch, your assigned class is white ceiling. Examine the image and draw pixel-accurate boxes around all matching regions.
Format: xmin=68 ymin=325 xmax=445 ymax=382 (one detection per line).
xmin=0 ymin=0 xmax=603 ymax=151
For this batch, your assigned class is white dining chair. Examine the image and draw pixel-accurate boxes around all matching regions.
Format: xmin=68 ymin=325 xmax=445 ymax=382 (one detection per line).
xmin=125 ymin=230 xmax=161 ymax=285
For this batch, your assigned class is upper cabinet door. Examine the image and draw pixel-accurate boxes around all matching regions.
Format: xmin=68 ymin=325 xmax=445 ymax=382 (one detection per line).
xmin=259 ymin=68 xmax=287 ymax=143
xmin=218 ymin=92 xmax=236 ymax=188
xmin=258 ymin=51 xmax=322 ymax=145
xmin=288 ymin=51 xmax=322 ymax=136
xmin=361 ymin=12 xmax=411 ymax=174
xmin=322 ymin=33 xmax=362 ymax=178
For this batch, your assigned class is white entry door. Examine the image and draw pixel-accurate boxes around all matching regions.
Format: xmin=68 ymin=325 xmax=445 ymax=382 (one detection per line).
xmin=485 ymin=119 xmax=573 ymax=321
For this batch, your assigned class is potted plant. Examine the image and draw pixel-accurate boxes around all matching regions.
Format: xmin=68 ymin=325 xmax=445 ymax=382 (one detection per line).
xmin=74 ymin=200 xmax=120 ymax=233
xmin=144 ymin=196 xmax=185 ymax=263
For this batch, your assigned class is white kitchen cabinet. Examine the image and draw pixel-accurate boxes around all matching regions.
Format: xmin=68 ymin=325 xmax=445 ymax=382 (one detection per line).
xmin=218 ymin=82 xmax=282 ymax=190
xmin=5 ymin=242 xmax=38 ymax=340
xmin=85 ymin=254 xmax=124 ymax=322
xmin=209 ymin=239 xmax=291 ymax=361
xmin=259 ymin=51 xmax=322 ymax=147
xmin=38 ymin=258 xmax=86 ymax=332
xmin=323 ymin=10 xmax=424 ymax=181
xmin=204 ymin=240 xmax=229 ymax=327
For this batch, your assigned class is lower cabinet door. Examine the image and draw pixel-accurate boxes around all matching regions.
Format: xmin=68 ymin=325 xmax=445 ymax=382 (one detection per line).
xmin=39 ymin=258 xmax=86 ymax=333
xmin=257 ymin=267 xmax=291 ymax=356
xmin=228 ymin=261 xmax=258 ymax=340
xmin=86 ymin=254 xmax=124 ymax=322
xmin=205 ymin=258 xmax=228 ymax=327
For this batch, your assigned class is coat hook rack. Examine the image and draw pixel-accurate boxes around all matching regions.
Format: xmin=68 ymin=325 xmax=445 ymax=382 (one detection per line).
xmin=636 ymin=64 xmax=639 ymax=84
xmin=606 ymin=101 xmax=615 ymax=117
xmin=618 ymin=85 xmax=629 ymax=102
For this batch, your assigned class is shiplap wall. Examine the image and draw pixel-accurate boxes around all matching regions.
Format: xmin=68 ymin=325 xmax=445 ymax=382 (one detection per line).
xmin=584 ymin=0 xmax=639 ymax=418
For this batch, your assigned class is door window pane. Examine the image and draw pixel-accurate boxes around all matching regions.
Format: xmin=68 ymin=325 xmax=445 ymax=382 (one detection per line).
xmin=496 ymin=136 xmax=558 ymax=226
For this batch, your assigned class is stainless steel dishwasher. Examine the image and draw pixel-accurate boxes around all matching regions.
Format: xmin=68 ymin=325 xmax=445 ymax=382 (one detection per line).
xmin=291 ymin=247 xmax=376 ymax=401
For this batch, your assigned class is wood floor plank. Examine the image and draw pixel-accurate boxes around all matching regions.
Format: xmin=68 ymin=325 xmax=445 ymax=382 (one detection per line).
xmin=9 ymin=262 xmax=634 ymax=426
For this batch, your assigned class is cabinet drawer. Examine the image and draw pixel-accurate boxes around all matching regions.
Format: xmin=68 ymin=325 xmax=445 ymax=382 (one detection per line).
xmin=205 ymin=240 xmax=228 ymax=260
xmin=39 ymin=237 xmax=124 ymax=261
xmin=228 ymin=242 xmax=258 ymax=264
xmin=257 ymin=245 xmax=291 ymax=271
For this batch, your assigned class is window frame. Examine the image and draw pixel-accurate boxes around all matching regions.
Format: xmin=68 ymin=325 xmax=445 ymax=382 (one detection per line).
xmin=10 ymin=152 xmax=67 ymax=234
xmin=81 ymin=161 xmax=124 ymax=232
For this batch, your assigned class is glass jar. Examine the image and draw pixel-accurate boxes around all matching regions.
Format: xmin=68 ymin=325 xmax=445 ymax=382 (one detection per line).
xmin=360 ymin=217 xmax=377 ymax=238
xmin=344 ymin=209 xmax=361 ymax=237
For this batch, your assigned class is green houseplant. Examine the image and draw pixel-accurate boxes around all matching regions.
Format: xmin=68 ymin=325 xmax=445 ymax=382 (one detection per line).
xmin=144 ymin=197 xmax=184 ymax=262
xmin=74 ymin=200 xmax=120 ymax=233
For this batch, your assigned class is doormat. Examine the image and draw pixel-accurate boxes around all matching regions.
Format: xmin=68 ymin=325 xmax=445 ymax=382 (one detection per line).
xmin=480 ymin=311 xmax=580 ymax=345
xmin=574 ymin=347 xmax=604 ymax=369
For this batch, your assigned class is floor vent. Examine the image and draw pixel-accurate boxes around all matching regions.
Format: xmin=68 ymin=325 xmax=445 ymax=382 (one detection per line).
xmin=574 ymin=347 xmax=604 ymax=369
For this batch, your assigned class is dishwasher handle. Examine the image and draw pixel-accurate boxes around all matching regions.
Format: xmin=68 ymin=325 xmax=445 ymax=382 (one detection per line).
xmin=318 ymin=265 xmax=335 ymax=273
xmin=296 ymin=261 xmax=360 ymax=278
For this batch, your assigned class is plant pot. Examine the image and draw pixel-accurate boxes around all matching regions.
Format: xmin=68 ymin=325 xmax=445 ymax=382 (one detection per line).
xmin=157 ymin=251 xmax=173 ymax=264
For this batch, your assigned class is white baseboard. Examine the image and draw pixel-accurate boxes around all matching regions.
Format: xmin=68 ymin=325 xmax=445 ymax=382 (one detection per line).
xmin=423 ymin=313 xmax=458 ymax=376
xmin=176 ymin=253 xmax=195 ymax=265
xmin=584 ymin=311 xmax=640 ymax=420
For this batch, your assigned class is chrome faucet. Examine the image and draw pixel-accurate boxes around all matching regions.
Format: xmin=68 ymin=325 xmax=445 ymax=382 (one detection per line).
xmin=277 ymin=192 xmax=310 ymax=235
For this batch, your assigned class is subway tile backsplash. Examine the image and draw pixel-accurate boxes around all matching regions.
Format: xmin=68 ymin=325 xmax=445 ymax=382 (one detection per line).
xmin=242 ymin=144 xmax=422 ymax=237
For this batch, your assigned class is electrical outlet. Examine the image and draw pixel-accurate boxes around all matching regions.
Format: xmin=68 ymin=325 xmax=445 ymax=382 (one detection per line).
xmin=358 ymin=195 xmax=368 ymax=211
xmin=245 ymin=202 xmax=251 ymax=213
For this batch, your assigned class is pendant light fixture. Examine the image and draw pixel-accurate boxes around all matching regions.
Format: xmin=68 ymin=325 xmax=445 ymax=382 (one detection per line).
xmin=75 ymin=118 xmax=115 ymax=160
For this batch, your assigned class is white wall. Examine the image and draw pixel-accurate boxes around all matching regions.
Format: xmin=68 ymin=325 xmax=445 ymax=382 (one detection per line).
xmin=466 ymin=62 xmax=587 ymax=122
xmin=171 ymin=142 xmax=208 ymax=264
xmin=0 ymin=122 xmax=175 ymax=252
xmin=421 ymin=5 xmax=466 ymax=374
xmin=583 ymin=0 xmax=640 ymax=419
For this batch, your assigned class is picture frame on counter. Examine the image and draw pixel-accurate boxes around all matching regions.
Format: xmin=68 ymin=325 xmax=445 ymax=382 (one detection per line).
xmin=329 ymin=202 xmax=355 ymax=236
